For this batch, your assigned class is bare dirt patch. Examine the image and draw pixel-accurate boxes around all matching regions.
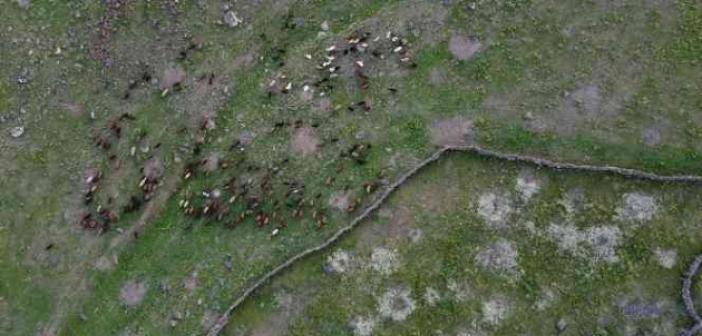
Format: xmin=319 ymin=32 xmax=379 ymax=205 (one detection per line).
xmin=515 ymin=169 xmax=543 ymax=202
xmin=159 ymin=65 xmax=186 ymax=91
xmin=120 ymin=279 xmax=148 ymax=308
xmin=642 ymin=127 xmax=662 ymax=147
xmin=329 ymin=190 xmax=352 ymax=211
xmin=369 ymin=247 xmax=400 ymax=275
xmin=449 ymin=34 xmax=482 ymax=60
xmin=475 ymin=239 xmax=521 ymax=277
xmin=423 ymin=287 xmax=441 ymax=306
xmin=476 ymin=190 xmax=513 ymax=229
xmin=430 ymin=117 xmax=474 ymax=146
xmin=324 ymin=249 xmax=353 ymax=274
xmin=377 ymin=286 xmax=416 ymax=322
xmin=481 ymin=295 xmax=512 ymax=326
xmin=291 ymin=126 xmax=319 ymax=157
xmin=547 ymin=223 xmax=622 ymax=263
xmin=183 ymin=271 xmax=198 ymax=293
xmin=143 ymin=157 xmax=164 ymax=180
xmin=349 ymin=315 xmax=376 ymax=336
xmin=615 ymin=192 xmax=658 ymax=222
xmin=201 ymin=152 xmax=220 ymax=173
xmin=447 ymin=279 xmax=472 ymax=302
xmin=249 ymin=290 xmax=308 ymax=336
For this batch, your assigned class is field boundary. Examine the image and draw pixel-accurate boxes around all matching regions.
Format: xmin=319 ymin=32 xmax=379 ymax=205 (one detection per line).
xmin=208 ymin=144 xmax=702 ymax=335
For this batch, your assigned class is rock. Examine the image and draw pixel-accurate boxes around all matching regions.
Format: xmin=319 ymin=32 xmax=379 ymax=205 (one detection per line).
xmin=10 ymin=126 xmax=24 ymax=138
xmin=320 ymin=20 xmax=330 ymax=31
xmin=223 ymin=255 xmax=233 ymax=271
xmin=556 ymin=318 xmax=567 ymax=332
xmin=223 ymin=10 xmax=242 ymax=28
xmin=17 ymin=0 xmax=30 ymax=9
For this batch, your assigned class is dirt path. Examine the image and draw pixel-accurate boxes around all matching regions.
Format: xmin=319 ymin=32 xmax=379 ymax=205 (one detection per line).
xmin=207 ymin=144 xmax=702 ymax=335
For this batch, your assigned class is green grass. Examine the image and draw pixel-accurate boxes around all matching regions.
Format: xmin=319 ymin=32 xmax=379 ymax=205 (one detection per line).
xmin=1 ymin=0 xmax=701 ymax=335
xmin=226 ymin=153 xmax=702 ymax=335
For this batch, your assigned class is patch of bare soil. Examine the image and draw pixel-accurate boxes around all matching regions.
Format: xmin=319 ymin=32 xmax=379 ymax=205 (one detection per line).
xmin=324 ymin=249 xmax=354 ymax=274
xmin=120 ymin=279 xmax=148 ymax=308
xmin=641 ymin=127 xmax=662 ymax=147
xmin=349 ymin=315 xmax=376 ymax=336
xmin=515 ymin=169 xmax=543 ymax=203
xmin=57 ymin=101 xmax=86 ymax=118
xmin=377 ymin=286 xmax=416 ymax=322
xmin=476 ymin=190 xmax=513 ymax=229
xmin=361 ymin=206 xmax=418 ymax=246
xmin=615 ymin=192 xmax=658 ymax=222
xmin=183 ymin=271 xmax=198 ymax=293
xmin=159 ymin=65 xmax=186 ymax=91
xmin=429 ymin=66 xmax=448 ymax=85
xmin=369 ymin=247 xmax=401 ymax=275
xmin=201 ymin=152 xmax=220 ymax=173
xmin=430 ymin=117 xmax=474 ymax=146
xmin=143 ymin=156 xmax=164 ymax=180
xmin=449 ymin=34 xmax=482 ymax=60
xmin=474 ymin=239 xmax=521 ymax=278
xmin=312 ymin=97 xmax=332 ymax=113
xmin=248 ymin=289 xmax=309 ymax=336
xmin=291 ymin=126 xmax=319 ymax=157
xmin=481 ymin=295 xmax=512 ymax=326
xmin=329 ymin=190 xmax=352 ymax=211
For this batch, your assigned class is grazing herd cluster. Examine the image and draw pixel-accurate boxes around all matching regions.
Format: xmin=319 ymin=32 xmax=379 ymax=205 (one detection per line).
xmin=77 ymin=24 xmax=424 ymax=243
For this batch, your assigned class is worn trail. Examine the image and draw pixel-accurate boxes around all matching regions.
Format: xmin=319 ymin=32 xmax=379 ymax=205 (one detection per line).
xmin=208 ymin=144 xmax=702 ymax=335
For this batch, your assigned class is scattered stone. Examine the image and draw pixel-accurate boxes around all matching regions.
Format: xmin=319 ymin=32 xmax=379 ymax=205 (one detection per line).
xmin=10 ymin=126 xmax=24 ymax=138
xmin=349 ymin=316 xmax=375 ymax=336
xmin=515 ymin=169 xmax=542 ymax=202
xmin=430 ymin=117 xmax=474 ymax=146
xmin=476 ymin=191 xmax=512 ymax=229
xmin=120 ymin=280 xmax=148 ymax=308
xmin=377 ymin=287 xmax=416 ymax=322
xmin=223 ymin=10 xmax=242 ymax=28
xmin=620 ymin=301 xmax=663 ymax=319
xmin=424 ymin=287 xmax=440 ymax=306
xmin=449 ymin=34 xmax=482 ymax=60
xmin=482 ymin=295 xmax=511 ymax=326
xmin=475 ymin=239 xmax=520 ymax=277
xmin=615 ymin=192 xmax=658 ymax=222
xmin=654 ymin=248 xmax=677 ymax=269
xmin=370 ymin=247 xmax=400 ymax=275
xmin=325 ymin=249 xmax=352 ymax=274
